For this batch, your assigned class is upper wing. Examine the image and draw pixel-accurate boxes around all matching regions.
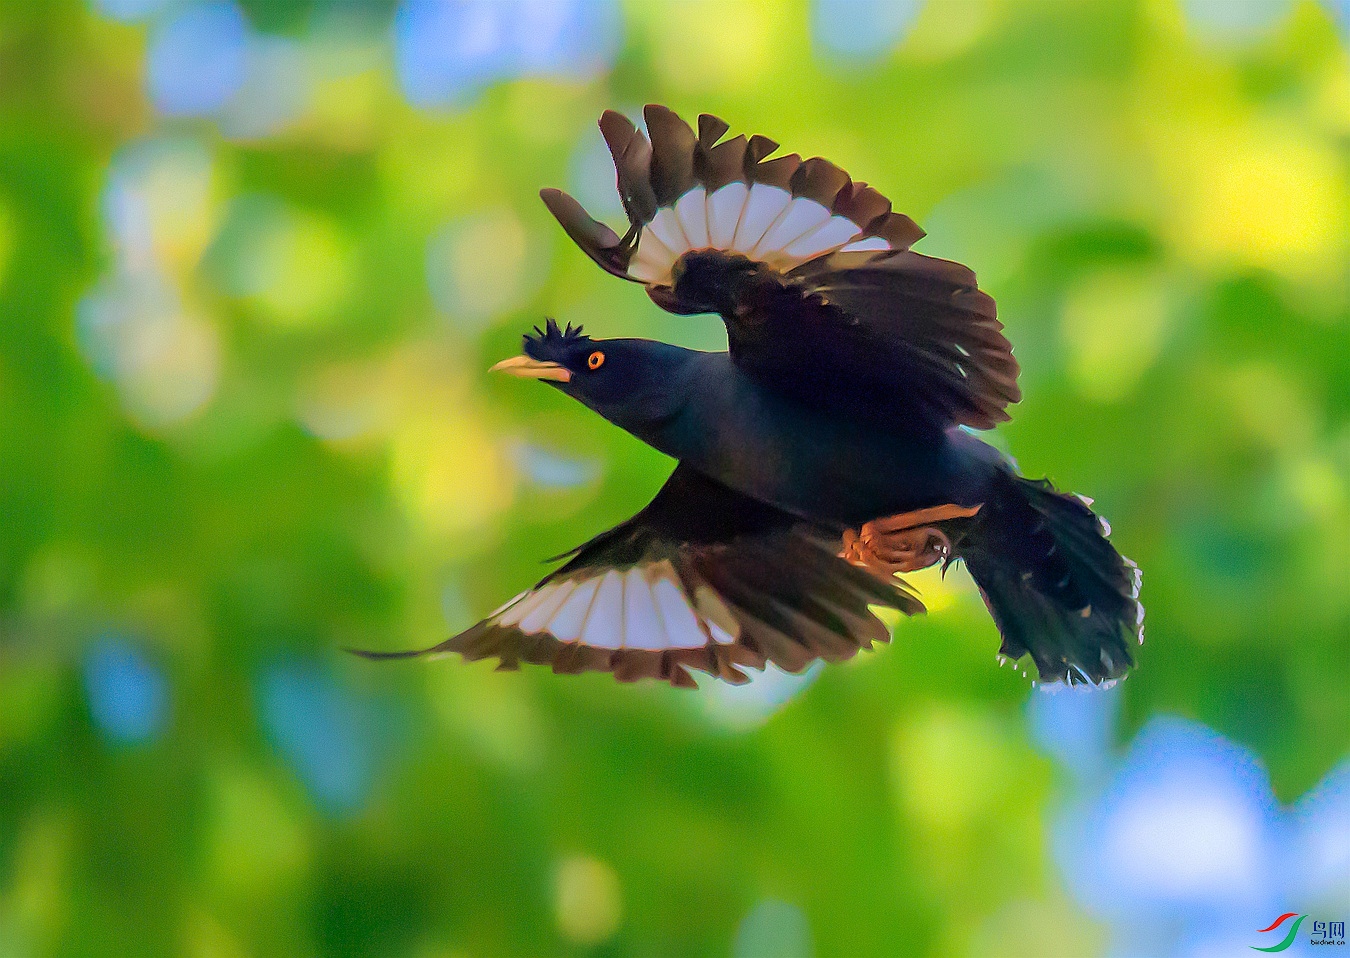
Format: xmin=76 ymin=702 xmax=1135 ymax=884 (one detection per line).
xmin=354 ymin=466 xmax=922 ymax=688
xmin=540 ymin=106 xmax=922 ymax=283
xmin=729 ymin=249 xmax=1022 ymax=430
xmin=541 ymin=104 xmax=1020 ymax=430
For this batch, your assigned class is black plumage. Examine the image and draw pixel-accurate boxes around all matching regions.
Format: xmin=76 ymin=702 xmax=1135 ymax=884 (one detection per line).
xmin=358 ymin=106 xmax=1143 ymax=689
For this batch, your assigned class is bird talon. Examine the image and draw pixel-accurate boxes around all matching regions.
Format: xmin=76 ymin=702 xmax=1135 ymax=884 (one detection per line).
xmin=840 ymin=503 xmax=981 ymax=576
xmin=842 ymin=524 xmax=951 ymax=575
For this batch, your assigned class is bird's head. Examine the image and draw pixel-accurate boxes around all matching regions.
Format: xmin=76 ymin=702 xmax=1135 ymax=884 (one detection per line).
xmin=491 ymin=319 xmax=697 ymax=433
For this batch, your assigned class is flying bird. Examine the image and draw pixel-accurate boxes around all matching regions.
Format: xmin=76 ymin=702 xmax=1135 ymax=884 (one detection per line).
xmin=361 ymin=105 xmax=1143 ymax=688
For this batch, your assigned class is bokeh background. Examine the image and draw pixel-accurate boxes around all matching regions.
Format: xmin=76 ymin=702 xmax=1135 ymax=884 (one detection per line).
xmin=1 ymin=0 xmax=1348 ymax=955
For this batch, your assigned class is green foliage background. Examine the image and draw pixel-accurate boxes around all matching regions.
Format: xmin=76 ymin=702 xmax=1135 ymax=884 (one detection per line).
xmin=0 ymin=0 xmax=1346 ymax=955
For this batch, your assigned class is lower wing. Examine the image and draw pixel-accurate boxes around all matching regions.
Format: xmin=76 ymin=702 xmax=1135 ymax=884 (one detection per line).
xmin=353 ymin=466 xmax=923 ymax=688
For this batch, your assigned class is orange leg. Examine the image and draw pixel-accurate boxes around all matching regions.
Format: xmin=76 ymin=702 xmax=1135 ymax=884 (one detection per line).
xmin=841 ymin=504 xmax=982 ymax=575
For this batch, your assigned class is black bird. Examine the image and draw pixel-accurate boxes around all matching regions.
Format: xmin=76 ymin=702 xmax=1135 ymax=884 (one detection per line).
xmin=361 ymin=105 xmax=1143 ymax=688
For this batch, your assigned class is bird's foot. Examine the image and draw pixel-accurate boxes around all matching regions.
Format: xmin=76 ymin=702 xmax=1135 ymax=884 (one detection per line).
xmin=841 ymin=503 xmax=982 ymax=576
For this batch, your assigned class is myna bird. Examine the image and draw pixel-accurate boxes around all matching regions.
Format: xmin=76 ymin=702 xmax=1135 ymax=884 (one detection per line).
xmin=360 ymin=105 xmax=1143 ymax=688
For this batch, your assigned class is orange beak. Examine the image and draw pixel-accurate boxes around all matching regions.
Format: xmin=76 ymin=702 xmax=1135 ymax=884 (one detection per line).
xmin=489 ymin=355 xmax=572 ymax=383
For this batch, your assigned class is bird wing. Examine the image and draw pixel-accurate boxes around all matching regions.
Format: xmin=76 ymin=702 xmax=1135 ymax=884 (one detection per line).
xmin=728 ymin=249 xmax=1022 ymax=430
xmin=541 ymin=104 xmax=1021 ymax=431
xmin=353 ymin=466 xmax=922 ymax=688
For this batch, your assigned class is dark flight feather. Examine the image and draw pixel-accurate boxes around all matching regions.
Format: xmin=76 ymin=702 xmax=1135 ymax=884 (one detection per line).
xmin=954 ymin=473 xmax=1142 ymax=684
xmin=354 ymin=467 xmax=921 ymax=688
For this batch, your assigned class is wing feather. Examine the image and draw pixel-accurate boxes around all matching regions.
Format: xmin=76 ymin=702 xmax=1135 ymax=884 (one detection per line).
xmin=352 ymin=467 xmax=922 ymax=687
xmin=541 ymin=105 xmax=918 ymax=287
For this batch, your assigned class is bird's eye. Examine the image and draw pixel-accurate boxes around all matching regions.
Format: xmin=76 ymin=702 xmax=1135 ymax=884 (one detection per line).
xmin=587 ymin=351 xmax=605 ymax=370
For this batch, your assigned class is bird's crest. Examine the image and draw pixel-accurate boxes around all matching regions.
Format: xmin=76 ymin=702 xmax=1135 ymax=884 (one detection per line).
xmin=524 ymin=317 xmax=590 ymax=354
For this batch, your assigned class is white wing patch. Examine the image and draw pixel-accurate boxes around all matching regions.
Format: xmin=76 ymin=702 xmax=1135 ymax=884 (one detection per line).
xmin=547 ymin=578 xmax=600 ymax=641
xmin=582 ymin=571 xmax=625 ymax=649
xmin=707 ymin=182 xmax=747 ymax=248
xmin=497 ymin=585 xmax=551 ymax=627
xmin=645 ymin=207 xmax=689 ymax=259
xmin=753 ymin=197 xmax=831 ymax=263
xmin=651 ymin=573 xmax=709 ymax=647
xmin=622 ymin=568 xmax=667 ymax=650
xmin=630 ymin=182 xmax=894 ymax=286
xmin=674 ymin=187 xmax=710 ymax=249
xmin=518 ymin=580 xmax=574 ymax=632
xmin=732 ymin=184 xmax=793 ymax=254
xmin=489 ymin=561 xmax=739 ymax=651
xmin=629 ymin=229 xmax=679 ymax=284
xmin=785 ymin=215 xmax=861 ymax=260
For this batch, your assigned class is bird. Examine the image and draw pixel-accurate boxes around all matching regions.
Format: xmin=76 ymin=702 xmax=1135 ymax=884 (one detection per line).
xmin=357 ymin=104 xmax=1144 ymax=689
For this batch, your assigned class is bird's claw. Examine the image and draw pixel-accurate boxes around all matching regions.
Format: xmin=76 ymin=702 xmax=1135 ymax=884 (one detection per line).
xmin=840 ymin=503 xmax=982 ymax=576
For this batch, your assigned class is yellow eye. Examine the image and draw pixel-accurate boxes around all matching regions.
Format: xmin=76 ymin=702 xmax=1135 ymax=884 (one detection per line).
xmin=587 ymin=351 xmax=605 ymax=370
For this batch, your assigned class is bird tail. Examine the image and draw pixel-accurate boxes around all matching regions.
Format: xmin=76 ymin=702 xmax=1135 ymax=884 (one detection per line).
xmin=952 ymin=471 xmax=1143 ymax=685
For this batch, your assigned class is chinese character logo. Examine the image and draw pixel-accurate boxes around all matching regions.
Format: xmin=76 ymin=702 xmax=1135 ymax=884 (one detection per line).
xmin=1312 ymin=920 xmax=1346 ymax=945
xmin=1251 ymin=913 xmax=1305 ymax=953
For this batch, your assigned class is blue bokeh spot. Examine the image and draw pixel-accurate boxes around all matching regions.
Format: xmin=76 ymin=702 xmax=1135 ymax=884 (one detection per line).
xmin=1184 ymin=0 xmax=1292 ymax=37
xmin=515 ymin=442 xmax=599 ymax=489
xmin=1027 ymin=681 xmax=1121 ymax=784
xmin=812 ymin=0 xmax=921 ymax=61
xmin=84 ymin=635 xmax=169 ymax=744
xmin=394 ymin=0 xmax=621 ymax=108
xmin=146 ymin=2 xmax=250 ymax=118
xmin=1051 ymin=716 xmax=1291 ymax=957
xmin=1331 ymin=0 xmax=1349 ymax=38
xmin=256 ymin=660 xmax=387 ymax=815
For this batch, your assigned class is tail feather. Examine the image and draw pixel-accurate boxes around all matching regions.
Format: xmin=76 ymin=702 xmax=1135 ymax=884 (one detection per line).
xmin=955 ymin=472 xmax=1142 ymax=685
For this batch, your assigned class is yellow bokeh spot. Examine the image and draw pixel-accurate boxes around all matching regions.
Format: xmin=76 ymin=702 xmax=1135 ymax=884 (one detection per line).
xmin=966 ymin=896 xmax=1106 ymax=958
xmin=183 ymin=910 xmax=250 ymax=958
xmin=308 ymin=69 xmax=385 ymax=151
xmin=1160 ymin=118 xmax=1347 ymax=280
xmin=645 ymin=0 xmax=786 ymax=91
xmin=904 ymin=0 xmax=994 ymax=61
xmin=295 ymin=359 xmax=398 ymax=445
xmin=380 ymin=117 xmax=483 ymax=215
xmin=554 ymin=855 xmax=623 ymax=946
xmin=506 ymin=80 xmax=599 ymax=145
xmin=250 ymin=209 xmax=353 ymax=325
xmin=1222 ymin=362 xmax=1317 ymax=453
xmin=390 ymin=414 xmax=516 ymax=537
xmin=120 ymin=311 xmax=221 ymax=430
xmin=202 ymin=765 xmax=311 ymax=901
xmin=864 ymin=563 xmax=968 ymax=641
xmin=135 ymin=143 xmax=221 ymax=272
xmin=905 ymin=563 xmax=965 ymax=613
xmin=890 ymin=705 xmax=1022 ymax=834
xmin=441 ymin=210 xmax=529 ymax=321
xmin=1060 ymin=268 xmax=1171 ymax=402
xmin=1283 ymin=455 xmax=1345 ymax=522
xmin=1312 ymin=52 xmax=1350 ymax=134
